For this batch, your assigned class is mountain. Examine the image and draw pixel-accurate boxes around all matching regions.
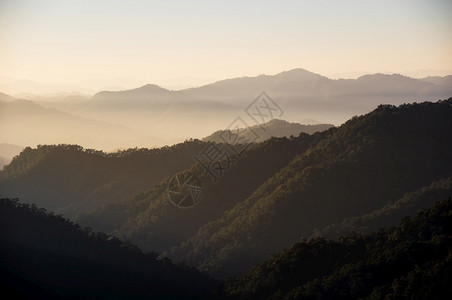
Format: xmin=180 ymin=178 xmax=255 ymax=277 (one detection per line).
xmin=74 ymin=98 xmax=452 ymax=279
xmin=26 ymin=69 xmax=452 ymax=147
xmin=75 ymin=84 xmax=240 ymax=140
xmin=420 ymin=75 xmax=452 ymax=87
xmin=350 ymin=73 xmax=443 ymax=96
xmin=311 ymin=177 xmax=452 ymax=239
xmin=86 ymin=83 xmax=239 ymax=117
xmin=1 ymin=182 xmax=450 ymax=298
xmin=184 ymin=69 xmax=452 ymax=124
xmin=3 ymin=87 xmax=451 ymax=283
xmin=0 ymin=141 xmax=209 ymax=217
xmin=2 ymin=97 xmax=451 ymax=297
xmin=0 ymin=118 xmax=330 ymax=220
xmin=75 ymin=130 xmax=330 ymax=251
xmin=203 ymin=119 xmax=333 ymax=144
xmin=88 ymin=84 xmax=189 ymax=111
xmin=184 ymin=69 xmax=331 ymax=103
xmin=165 ymin=98 xmax=452 ymax=278
xmin=0 ymin=197 xmax=218 ymax=298
xmin=223 ymin=198 xmax=452 ymax=299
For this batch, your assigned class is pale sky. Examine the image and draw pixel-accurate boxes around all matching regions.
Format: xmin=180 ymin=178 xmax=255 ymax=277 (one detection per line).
xmin=1 ymin=0 xmax=451 ymax=90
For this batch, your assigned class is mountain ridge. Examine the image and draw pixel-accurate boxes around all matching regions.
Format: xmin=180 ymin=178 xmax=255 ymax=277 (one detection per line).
xmin=2 ymin=69 xmax=451 ymax=150
xmin=0 ymin=141 xmax=209 ymax=216
xmin=310 ymin=177 xmax=452 ymax=240
xmin=203 ymin=119 xmax=333 ymax=144
xmin=165 ymin=98 xmax=452 ymax=278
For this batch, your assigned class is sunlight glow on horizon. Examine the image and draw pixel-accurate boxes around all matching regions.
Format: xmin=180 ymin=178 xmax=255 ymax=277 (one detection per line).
xmin=1 ymin=0 xmax=451 ymax=92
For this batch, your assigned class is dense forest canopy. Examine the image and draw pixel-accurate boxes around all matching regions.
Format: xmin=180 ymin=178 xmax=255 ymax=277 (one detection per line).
xmin=166 ymin=99 xmax=452 ymax=278
xmin=1 ymin=195 xmax=450 ymax=298
xmin=223 ymin=199 xmax=452 ymax=299
xmin=0 ymin=197 xmax=218 ymax=299
xmin=0 ymin=140 xmax=209 ymax=216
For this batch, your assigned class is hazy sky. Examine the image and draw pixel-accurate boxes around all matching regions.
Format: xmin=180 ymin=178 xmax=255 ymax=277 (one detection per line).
xmin=1 ymin=0 xmax=451 ymax=89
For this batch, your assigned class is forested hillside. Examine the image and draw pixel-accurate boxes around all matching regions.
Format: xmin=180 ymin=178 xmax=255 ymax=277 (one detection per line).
xmin=166 ymin=99 xmax=452 ymax=278
xmin=76 ymin=130 xmax=330 ymax=251
xmin=224 ymin=198 xmax=452 ymax=299
xmin=311 ymin=177 xmax=452 ymax=239
xmin=0 ymin=197 xmax=218 ymax=299
xmin=203 ymin=119 xmax=333 ymax=144
xmin=0 ymin=141 xmax=208 ymax=216
xmin=73 ymin=99 xmax=452 ymax=279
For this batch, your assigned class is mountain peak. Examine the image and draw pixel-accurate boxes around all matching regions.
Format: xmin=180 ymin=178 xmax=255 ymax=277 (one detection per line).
xmin=92 ymin=83 xmax=170 ymax=99
xmin=357 ymin=73 xmax=413 ymax=81
xmin=278 ymin=68 xmax=320 ymax=76
xmin=264 ymin=119 xmax=290 ymax=125
xmin=136 ymin=84 xmax=169 ymax=92
xmin=275 ymin=68 xmax=325 ymax=79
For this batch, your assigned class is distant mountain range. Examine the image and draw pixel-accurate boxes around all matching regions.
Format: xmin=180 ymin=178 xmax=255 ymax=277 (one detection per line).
xmin=203 ymin=119 xmax=333 ymax=144
xmin=420 ymin=75 xmax=452 ymax=87
xmin=78 ymin=69 xmax=452 ymax=127
xmin=1 ymin=68 xmax=451 ymax=150
xmin=183 ymin=69 xmax=452 ymax=121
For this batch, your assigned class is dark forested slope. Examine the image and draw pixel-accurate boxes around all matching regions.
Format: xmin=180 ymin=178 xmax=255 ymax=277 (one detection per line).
xmin=224 ymin=198 xmax=452 ymax=299
xmin=77 ymin=130 xmax=331 ymax=252
xmin=0 ymin=141 xmax=208 ymax=217
xmin=311 ymin=177 xmax=452 ymax=239
xmin=0 ymin=197 xmax=218 ymax=299
xmin=203 ymin=119 xmax=333 ymax=144
xmin=167 ymin=99 xmax=452 ymax=278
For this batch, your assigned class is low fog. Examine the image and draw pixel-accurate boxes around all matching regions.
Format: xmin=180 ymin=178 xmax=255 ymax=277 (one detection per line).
xmin=1 ymin=69 xmax=451 ymax=156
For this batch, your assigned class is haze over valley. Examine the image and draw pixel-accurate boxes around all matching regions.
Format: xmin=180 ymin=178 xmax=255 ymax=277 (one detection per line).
xmin=1 ymin=69 xmax=451 ymax=155
xmin=1 ymin=0 xmax=451 ymax=298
